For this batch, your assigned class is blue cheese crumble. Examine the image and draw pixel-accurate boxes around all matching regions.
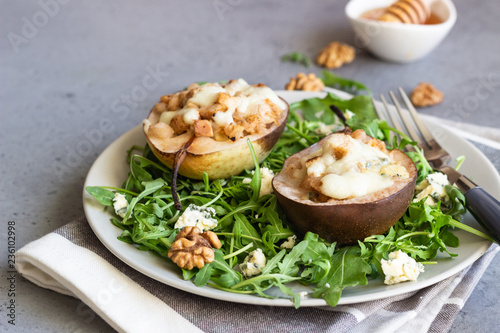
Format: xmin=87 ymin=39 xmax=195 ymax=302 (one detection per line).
xmin=240 ymin=248 xmax=266 ymax=278
xmin=113 ymin=193 xmax=129 ymax=218
xmin=174 ymin=204 xmax=218 ymax=232
xmin=414 ymin=172 xmax=450 ymax=206
xmin=298 ymin=291 xmax=308 ymax=299
xmin=280 ymin=235 xmax=297 ymax=249
xmin=381 ymin=250 xmax=425 ymax=285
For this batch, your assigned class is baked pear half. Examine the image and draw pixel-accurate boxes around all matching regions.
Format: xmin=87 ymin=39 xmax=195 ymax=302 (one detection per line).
xmin=273 ymin=128 xmax=417 ymax=244
xmin=143 ymin=79 xmax=289 ymax=180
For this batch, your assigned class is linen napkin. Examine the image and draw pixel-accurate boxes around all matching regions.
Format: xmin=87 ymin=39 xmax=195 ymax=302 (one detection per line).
xmin=15 ymin=121 xmax=500 ymax=333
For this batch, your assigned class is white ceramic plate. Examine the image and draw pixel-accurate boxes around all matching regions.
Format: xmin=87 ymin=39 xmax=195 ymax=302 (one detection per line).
xmin=83 ymin=90 xmax=499 ymax=307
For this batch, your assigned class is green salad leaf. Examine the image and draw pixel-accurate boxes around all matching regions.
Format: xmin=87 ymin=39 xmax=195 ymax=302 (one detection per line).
xmin=290 ymin=91 xmax=377 ymax=124
xmin=281 ymin=52 xmax=311 ymax=67
xmin=320 ymin=71 xmax=372 ymax=96
xmin=313 ymin=246 xmax=371 ymax=307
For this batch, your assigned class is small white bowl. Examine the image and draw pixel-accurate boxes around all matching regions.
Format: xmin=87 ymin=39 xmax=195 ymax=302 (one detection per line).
xmin=345 ymin=0 xmax=457 ymax=63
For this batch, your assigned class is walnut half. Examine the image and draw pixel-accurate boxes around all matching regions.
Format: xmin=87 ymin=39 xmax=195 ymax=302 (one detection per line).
xmin=285 ymin=73 xmax=325 ymax=92
xmin=168 ymin=226 xmax=222 ymax=270
xmin=411 ymin=83 xmax=443 ymax=107
xmin=316 ymin=42 xmax=355 ymax=69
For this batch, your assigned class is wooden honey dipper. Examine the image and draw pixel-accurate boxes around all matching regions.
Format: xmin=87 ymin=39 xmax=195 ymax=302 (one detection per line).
xmin=377 ymin=0 xmax=430 ymax=24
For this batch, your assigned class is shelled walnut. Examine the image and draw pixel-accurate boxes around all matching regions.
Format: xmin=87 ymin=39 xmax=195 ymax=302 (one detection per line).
xmin=316 ymin=42 xmax=355 ymax=69
xmin=285 ymin=73 xmax=325 ymax=92
xmin=168 ymin=226 xmax=221 ymax=270
xmin=411 ymin=83 xmax=443 ymax=107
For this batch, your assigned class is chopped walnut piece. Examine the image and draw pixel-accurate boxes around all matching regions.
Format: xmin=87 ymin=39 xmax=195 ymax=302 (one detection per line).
xmin=184 ymin=101 xmax=199 ymax=109
xmin=167 ymin=94 xmax=181 ymax=111
xmin=170 ymin=115 xmax=190 ymax=135
xmin=217 ymin=92 xmax=239 ymax=111
xmin=199 ymin=103 xmax=225 ymax=120
xmin=316 ymin=42 xmax=355 ymax=69
xmin=243 ymin=114 xmax=266 ymax=134
xmin=160 ymin=95 xmax=169 ymax=104
xmin=224 ymin=123 xmax=245 ymax=141
xmin=285 ymin=73 xmax=325 ymax=92
xmin=155 ymin=102 xmax=168 ymax=113
xmin=168 ymin=226 xmax=221 ymax=270
xmin=194 ymin=119 xmax=214 ymax=137
xmin=411 ymin=83 xmax=443 ymax=107
xmin=212 ymin=123 xmax=229 ymax=141
xmin=179 ymin=91 xmax=190 ymax=108
xmin=187 ymin=83 xmax=200 ymax=91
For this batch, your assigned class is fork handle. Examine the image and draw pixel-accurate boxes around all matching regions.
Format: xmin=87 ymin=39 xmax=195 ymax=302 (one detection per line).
xmin=457 ymin=176 xmax=500 ymax=244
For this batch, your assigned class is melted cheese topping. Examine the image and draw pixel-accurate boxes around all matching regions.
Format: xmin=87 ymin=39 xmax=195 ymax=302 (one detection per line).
xmin=306 ymin=133 xmax=408 ymax=200
xmin=320 ymin=172 xmax=393 ymax=199
xmin=188 ymin=84 xmax=226 ymax=107
xmin=182 ymin=108 xmax=200 ymax=125
xmin=159 ymin=107 xmax=200 ymax=125
xmin=243 ymin=85 xmax=287 ymax=111
xmin=212 ymin=110 xmax=234 ymax=127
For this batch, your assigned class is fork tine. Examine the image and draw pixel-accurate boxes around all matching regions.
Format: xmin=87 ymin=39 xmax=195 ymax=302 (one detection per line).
xmin=398 ymin=87 xmax=434 ymax=146
xmin=380 ymin=94 xmax=405 ymax=135
xmin=389 ymin=90 xmax=423 ymax=145
xmin=372 ymin=97 xmax=395 ymax=143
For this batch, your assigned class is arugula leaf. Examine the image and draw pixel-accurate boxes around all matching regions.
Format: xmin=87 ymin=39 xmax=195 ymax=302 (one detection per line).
xmin=247 ymin=139 xmax=262 ymax=202
xmin=313 ymin=246 xmax=371 ymax=307
xmin=406 ymin=147 xmax=433 ymax=182
xmin=278 ymin=241 xmax=308 ymax=276
xmin=261 ymin=249 xmax=287 ymax=275
xmin=182 ymin=269 xmax=197 ymax=281
xmin=86 ymin=186 xmax=115 ymax=206
xmin=321 ymin=71 xmax=372 ymax=96
xmin=444 ymin=185 xmax=467 ymax=219
xmin=301 ymin=232 xmax=333 ymax=262
xmin=211 ymin=250 xmax=242 ymax=288
xmin=290 ymin=92 xmax=377 ymax=124
xmin=300 ymin=233 xmax=334 ymax=283
xmin=281 ymin=52 xmax=311 ymax=67
xmin=194 ymin=263 xmax=213 ymax=287
xmin=258 ymin=198 xmax=294 ymax=245
xmin=233 ymin=213 xmax=263 ymax=247
xmin=277 ymin=282 xmax=301 ymax=309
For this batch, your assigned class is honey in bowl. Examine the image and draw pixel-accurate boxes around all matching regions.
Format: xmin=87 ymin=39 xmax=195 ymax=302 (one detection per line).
xmin=361 ymin=0 xmax=443 ymax=25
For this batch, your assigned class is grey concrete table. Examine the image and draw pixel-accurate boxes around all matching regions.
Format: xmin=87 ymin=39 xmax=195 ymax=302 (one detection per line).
xmin=1 ymin=1 xmax=499 ymax=332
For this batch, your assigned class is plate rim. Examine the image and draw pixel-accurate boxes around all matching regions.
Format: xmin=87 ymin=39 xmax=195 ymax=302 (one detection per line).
xmin=83 ymin=89 xmax=497 ymax=307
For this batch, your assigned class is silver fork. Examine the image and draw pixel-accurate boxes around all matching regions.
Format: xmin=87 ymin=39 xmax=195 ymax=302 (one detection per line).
xmin=374 ymin=88 xmax=500 ymax=243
